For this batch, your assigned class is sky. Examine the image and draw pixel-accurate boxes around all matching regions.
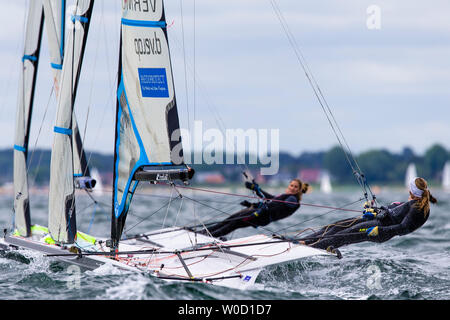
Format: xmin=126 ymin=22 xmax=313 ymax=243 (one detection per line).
xmin=1 ymin=0 xmax=449 ymax=158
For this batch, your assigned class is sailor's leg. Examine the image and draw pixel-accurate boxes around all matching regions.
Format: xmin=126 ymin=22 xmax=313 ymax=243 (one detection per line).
xmin=310 ymin=220 xmax=378 ymax=250
xmin=302 ymin=217 xmax=363 ymax=245
xmin=209 ymin=219 xmax=250 ymax=237
xmin=202 ymin=208 xmax=255 ymax=236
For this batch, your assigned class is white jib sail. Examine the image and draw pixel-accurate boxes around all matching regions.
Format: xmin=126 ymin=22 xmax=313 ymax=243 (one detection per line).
xmin=48 ymin=0 xmax=93 ymax=243
xmin=13 ymin=1 xmax=44 ymax=237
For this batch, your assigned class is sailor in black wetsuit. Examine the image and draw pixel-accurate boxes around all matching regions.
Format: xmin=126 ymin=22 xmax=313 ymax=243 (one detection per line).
xmin=200 ymin=179 xmax=309 ymax=238
xmin=300 ymin=177 xmax=437 ymax=250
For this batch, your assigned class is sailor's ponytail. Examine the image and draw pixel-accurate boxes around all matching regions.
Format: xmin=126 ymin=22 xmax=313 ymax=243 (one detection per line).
xmin=414 ymin=177 xmax=437 ymax=217
xmin=301 ymin=183 xmax=310 ymax=194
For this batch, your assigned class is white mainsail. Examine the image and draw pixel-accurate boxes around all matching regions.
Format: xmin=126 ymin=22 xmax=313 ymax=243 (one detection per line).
xmin=48 ymin=0 xmax=94 ymax=243
xmin=44 ymin=0 xmax=93 ymax=189
xmin=111 ymin=0 xmax=187 ymax=246
xmin=13 ymin=1 xmax=44 ymax=237
xmin=443 ymin=161 xmax=450 ymax=192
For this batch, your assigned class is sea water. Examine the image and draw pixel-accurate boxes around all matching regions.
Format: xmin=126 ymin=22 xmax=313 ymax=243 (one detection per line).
xmin=0 ymin=187 xmax=449 ymax=300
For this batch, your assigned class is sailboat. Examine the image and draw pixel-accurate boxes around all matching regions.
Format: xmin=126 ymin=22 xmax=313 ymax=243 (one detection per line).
xmin=405 ymin=163 xmax=417 ymax=187
xmin=1 ymin=0 xmax=339 ymax=290
xmin=443 ymin=161 xmax=450 ymax=192
xmin=320 ymin=171 xmax=332 ymax=194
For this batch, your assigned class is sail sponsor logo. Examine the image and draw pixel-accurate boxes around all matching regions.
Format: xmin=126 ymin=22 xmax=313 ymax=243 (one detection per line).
xmin=123 ymin=0 xmax=157 ymax=13
xmin=134 ymin=32 xmax=162 ymax=59
xmin=138 ymin=67 xmax=169 ymax=98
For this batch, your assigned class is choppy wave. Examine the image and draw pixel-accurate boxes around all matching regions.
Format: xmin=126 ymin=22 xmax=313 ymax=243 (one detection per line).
xmin=0 ymin=189 xmax=449 ymax=300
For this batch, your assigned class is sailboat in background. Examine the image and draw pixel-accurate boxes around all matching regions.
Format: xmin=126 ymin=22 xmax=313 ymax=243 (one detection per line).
xmin=1 ymin=0 xmax=337 ymax=290
xmin=443 ymin=161 xmax=450 ymax=192
xmin=405 ymin=163 xmax=417 ymax=187
xmin=320 ymin=171 xmax=332 ymax=194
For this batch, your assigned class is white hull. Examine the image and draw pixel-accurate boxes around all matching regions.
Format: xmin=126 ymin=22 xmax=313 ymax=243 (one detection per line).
xmin=0 ymin=226 xmax=335 ymax=290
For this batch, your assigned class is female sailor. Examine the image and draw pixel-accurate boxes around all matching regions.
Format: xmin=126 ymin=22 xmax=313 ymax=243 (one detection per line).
xmin=300 ymin=177 xmax=437 ymax=250
xmin=200 ymin=179 xmax=309 ymax=239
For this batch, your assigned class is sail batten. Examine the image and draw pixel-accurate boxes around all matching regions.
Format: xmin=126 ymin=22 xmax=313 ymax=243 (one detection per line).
xmin=13 ymin=1 xmax=44 ymax=237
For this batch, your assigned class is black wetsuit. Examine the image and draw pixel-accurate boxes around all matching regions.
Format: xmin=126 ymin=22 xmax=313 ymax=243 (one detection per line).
xmin=203 ymin=189 xmax=300 ymax=238
xmin=303 ymin=200 xmax=429 ymax=250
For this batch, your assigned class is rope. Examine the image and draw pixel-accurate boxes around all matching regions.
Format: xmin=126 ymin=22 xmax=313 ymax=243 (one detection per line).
xmin=156 ymin=182 xmax=362 ymax=213
xmin=275 ymin=197 xmax=365 ymax=235
xmin=268 ymin=0 xmax=376 ymax=204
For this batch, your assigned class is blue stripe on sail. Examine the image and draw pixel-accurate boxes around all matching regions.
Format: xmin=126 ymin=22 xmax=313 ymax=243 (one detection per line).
xmin=73 ymin=173 xmax=83 ymax=177
xmin=51 ymin=63 xmax=63 ymax=70
xmin=121 ymin=18 xmax=166 ymax=28
xmin=114 ymin=75 xmax=148 ymax=218
xmin=114 ymin=73 xmax=175 ymax=218
xmin=22 ymin=55 xmax=37 ymax=62
xmin=14 ymin=145 xmax=27 ymax=152
xmin=54 ymin=126 xmax=72 ymax=135
xmin=71 ymin=15 xmax=88 ymax=23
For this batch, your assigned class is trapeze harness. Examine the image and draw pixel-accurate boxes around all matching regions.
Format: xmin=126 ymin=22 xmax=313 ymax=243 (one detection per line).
xmin=302 ymin=200 xmax=429 ymax=250
xmin=204 ymin=188 xmax=300 ymax=238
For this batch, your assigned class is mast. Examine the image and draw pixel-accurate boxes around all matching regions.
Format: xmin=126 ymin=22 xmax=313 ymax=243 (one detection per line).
xmin=111 ymin=0 xmax=192 ymax=248
xmin=13 ymin=1 xmax=44 ymax=237
xmin=48 ymin=0 xmax=94 ymax=244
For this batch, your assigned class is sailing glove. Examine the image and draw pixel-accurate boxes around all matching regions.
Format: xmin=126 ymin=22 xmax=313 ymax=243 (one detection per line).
xmin=245 ymin=181 xmax=259 ymax=191
xmin=362 ymin=208 xmax=377 ymax=220
xmin=240 ymin=200 xmax=252 ymax=207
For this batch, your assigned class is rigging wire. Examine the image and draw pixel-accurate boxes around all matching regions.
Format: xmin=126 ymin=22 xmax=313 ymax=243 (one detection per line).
xmin=268 ymin=0 xmax=377 ymax=205
xmin=179 ymin=0 xmax=191 ymax=132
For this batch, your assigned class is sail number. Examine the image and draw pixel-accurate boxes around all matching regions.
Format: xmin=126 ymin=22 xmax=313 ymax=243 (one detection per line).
xmin=123 ymin=0 xmax=157 ymax=13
